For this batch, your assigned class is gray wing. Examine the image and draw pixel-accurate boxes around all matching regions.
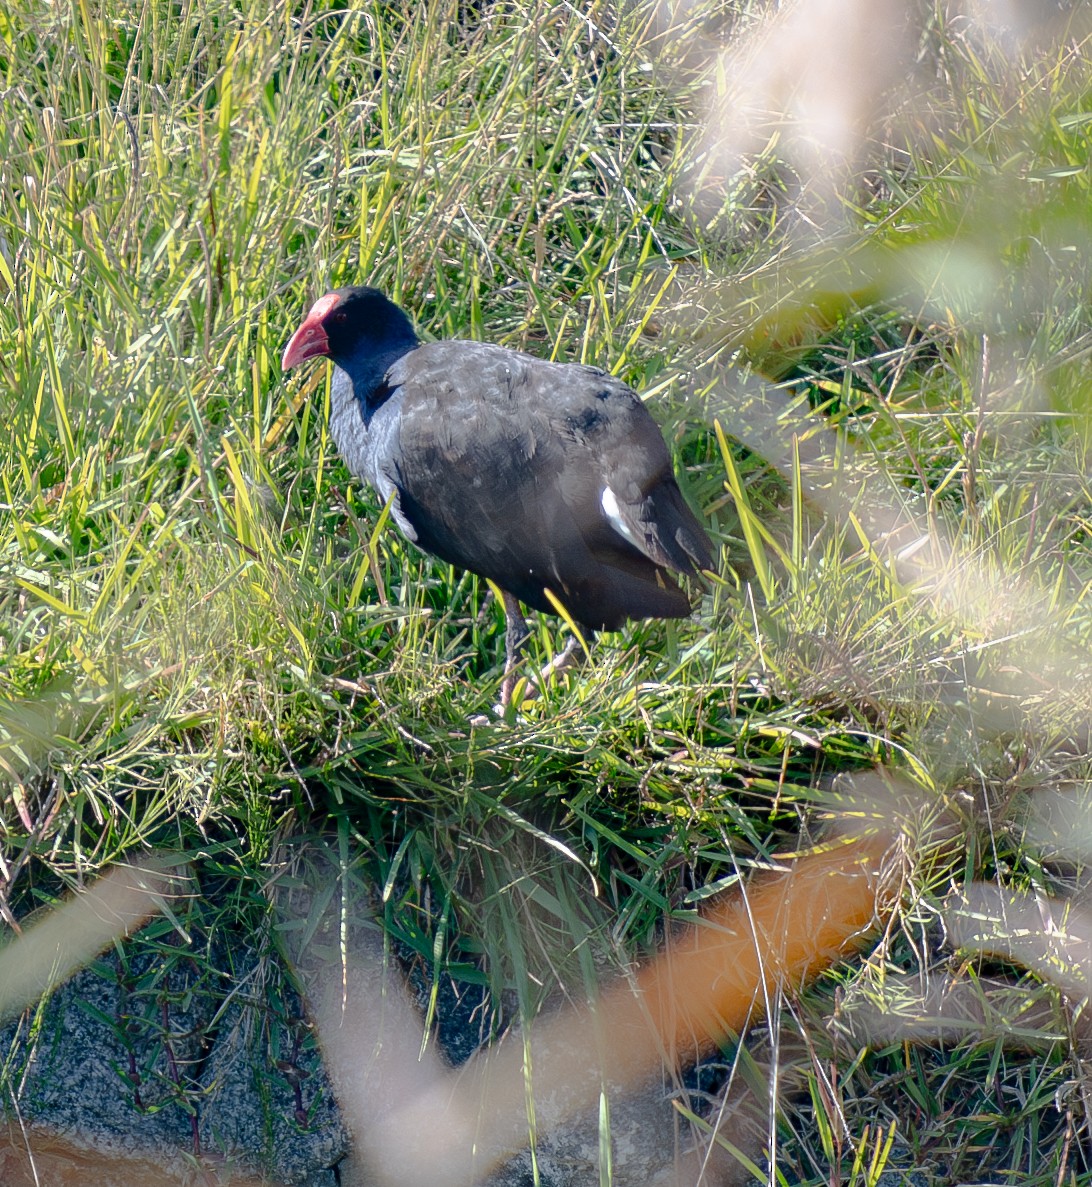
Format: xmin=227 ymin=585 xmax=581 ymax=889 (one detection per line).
xmin=371 ymin=342 xmax=712 ymax=627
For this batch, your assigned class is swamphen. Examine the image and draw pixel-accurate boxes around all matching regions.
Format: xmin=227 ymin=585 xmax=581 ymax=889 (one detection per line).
xmin=282 ymin=286 xmax=713 ymax=705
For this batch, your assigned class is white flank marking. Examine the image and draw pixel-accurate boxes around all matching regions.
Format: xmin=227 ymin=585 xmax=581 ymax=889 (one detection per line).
xmin=600 ymin=486 xmax=642 ymax=549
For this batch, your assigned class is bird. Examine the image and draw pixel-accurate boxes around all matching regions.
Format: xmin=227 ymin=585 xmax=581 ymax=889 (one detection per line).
xmin=282 ymin=286 xmax=713 ymax=706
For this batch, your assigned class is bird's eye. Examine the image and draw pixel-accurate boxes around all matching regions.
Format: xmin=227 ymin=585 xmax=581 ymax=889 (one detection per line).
xmin=334 ymin=311 xmax=348 ymax=323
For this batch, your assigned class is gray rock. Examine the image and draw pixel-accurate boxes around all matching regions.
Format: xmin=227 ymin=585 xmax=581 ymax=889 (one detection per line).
xmin=1 ymin=958 xmax=196 ymax=1172
xmin=195 ymin=982 xmax=348 ymax=1182
xmin=0 ymin=862 xmax=753 ymax=1187
xmin=0 ymin=939 xmax=348 ymax=1184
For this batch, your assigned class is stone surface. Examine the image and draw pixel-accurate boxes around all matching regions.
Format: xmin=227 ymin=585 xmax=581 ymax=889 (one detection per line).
xmin=0 ymin=873 xmax=753 ymax=1186
xmin=0 ymin=939 xmax=349 ymax=1184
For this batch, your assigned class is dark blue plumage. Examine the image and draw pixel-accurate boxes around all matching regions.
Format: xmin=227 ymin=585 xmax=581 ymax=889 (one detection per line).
xmin=283 ymin=286 xmax=712 ymax=697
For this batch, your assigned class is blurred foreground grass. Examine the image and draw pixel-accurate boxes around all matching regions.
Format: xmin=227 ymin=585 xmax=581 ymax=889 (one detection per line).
xmin=2 ymin=0 xmax=1092 ymax=1181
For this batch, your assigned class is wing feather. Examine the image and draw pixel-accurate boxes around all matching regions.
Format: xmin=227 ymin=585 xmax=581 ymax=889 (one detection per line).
xmin=364 ymin=342 xmax=712 ymax=628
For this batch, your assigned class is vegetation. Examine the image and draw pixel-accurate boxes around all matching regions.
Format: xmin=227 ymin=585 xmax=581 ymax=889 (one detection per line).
xmin=1 ymin=0 xmax=1091 ymax=1182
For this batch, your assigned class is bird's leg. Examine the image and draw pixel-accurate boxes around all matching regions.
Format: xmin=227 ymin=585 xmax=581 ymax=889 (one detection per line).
xmin=497 ymin=600 xmax=593 ymax=712
xmin=499 ymin=589 xmax=531 ymax=709
xmin=538 ymin=627 xmax=594 ymax=688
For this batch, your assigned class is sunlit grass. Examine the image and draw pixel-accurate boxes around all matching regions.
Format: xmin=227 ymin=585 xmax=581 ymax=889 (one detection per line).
xmin=1 ymin=0 xmax=1092 ymax=1181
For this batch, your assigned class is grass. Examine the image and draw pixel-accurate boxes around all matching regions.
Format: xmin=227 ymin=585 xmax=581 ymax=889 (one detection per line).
xmin=2 ymin=0 xmax=1092 ymax=1182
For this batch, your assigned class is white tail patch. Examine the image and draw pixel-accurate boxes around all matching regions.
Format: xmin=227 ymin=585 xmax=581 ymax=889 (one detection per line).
xmin=600 ymin=487 xmax=642 ymax=550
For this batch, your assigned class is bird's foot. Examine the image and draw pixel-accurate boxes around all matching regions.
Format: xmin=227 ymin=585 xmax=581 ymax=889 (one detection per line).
xmin=498 ymin=669 xmax=522 ymax=712
xmin=492 ymin=634 xmax=586 ymax=717
xmin=537 ymin=633 xmax=584 ymax=685
xmin=494 ymin=672 xmax=534 ymax=720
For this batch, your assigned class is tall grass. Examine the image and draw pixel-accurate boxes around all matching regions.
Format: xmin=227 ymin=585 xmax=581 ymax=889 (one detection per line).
xmin=1 ymin=0 xmax=1092 ymax=1181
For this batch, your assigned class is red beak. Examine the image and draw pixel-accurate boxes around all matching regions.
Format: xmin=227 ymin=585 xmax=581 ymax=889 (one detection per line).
xmin=282 ymin=293 xmax=341 ymax=371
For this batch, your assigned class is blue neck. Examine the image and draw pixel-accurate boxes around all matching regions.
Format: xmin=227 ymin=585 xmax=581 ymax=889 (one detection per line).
xmin=339 ymin=339 xmax=417 ymax=424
